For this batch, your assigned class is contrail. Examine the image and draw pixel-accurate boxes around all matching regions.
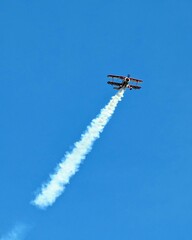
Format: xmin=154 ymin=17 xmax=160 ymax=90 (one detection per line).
xmin=32 ymin=90 xmax=125 ymax=209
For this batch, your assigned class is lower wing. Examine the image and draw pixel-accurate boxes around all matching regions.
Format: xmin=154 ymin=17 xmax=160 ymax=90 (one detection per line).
xmin=129 ymin=85 xmax=141 ymax=89
xmin=107 ymin=81 xmax=122 ymax=86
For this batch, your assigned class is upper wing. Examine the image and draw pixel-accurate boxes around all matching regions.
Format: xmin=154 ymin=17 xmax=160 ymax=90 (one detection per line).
xmin=107 ymin=74 xmax=126 ymax=80
xmin=107 ymin=81 xmax=122 ymax=86
xmin=129 ymin=85 xmax=141 ymax=89
xmin=130 ymin=78 xmax=143 ymax=83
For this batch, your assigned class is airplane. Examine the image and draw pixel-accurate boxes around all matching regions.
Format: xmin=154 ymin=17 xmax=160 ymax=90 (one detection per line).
xmin=107 ymin=74 xmax=143 ymax=90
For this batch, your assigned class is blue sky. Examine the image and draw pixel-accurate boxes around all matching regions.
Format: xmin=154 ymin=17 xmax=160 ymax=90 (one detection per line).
xmin=1 ymin=0 xmax=192 ymax=239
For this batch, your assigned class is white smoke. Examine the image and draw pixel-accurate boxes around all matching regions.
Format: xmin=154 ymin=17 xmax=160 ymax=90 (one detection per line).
xmin=0 ymin=224 xmax=28 ymax=240
xmin=32 ymin=90 xmax=125 ymax=209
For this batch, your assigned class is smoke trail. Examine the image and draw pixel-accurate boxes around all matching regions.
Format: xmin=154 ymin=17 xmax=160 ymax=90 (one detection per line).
xmin=32 ymin=90 xmax=125 ymax=209
xmin=0 ymin=224 xmax=28 ymax=240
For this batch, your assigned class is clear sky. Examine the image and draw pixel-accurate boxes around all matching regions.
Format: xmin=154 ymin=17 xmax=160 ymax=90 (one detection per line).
xmin=0 ymin=0 xmax=192 ymax=239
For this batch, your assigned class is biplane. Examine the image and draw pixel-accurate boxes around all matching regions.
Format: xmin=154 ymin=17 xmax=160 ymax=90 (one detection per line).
xmin=107 ymin=74 xmax=143 ymax=90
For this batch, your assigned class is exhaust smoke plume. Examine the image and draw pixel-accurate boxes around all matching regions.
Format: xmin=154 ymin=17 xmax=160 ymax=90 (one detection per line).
xmin=32 ymin=90 xmax=124 ymax=209
xmin=0 ymin=224 xmax=28 ymax=240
